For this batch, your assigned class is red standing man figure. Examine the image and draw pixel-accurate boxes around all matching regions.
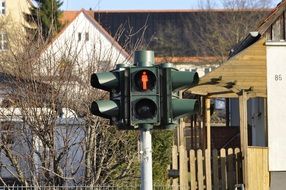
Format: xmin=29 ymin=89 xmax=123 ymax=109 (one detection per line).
xmin=141 ymin=71 xmax=149 ymax=90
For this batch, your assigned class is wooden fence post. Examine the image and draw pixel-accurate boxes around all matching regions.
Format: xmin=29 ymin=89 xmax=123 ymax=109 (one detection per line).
xmin=212 ymin=149 xmax=219 ymax=189
xmin=197 ymin=149 xmax=204 ymax=190
xmin=179 ymin=145 xmax=189 ymax=189
xmin=220 ymin=148 xmax=227 ymax=190
xmin=190 ymin=149 xmax=197 ymax=190
xmin=205 ymin=98 xmax=212 ymax=190
xmin=172 ymin=145 xmax=179 ymax=190
xmin=227 ymin=148 xmax=235 ymax=188
xmin=235 ymin=147 xmax=243 ymax=184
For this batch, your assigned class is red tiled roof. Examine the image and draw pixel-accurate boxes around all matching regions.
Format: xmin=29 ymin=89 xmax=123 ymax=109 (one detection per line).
xmin=60 ymin=11 xmax=79 ymax=25
xmin=60 ymin=10 xmax=94 ymax=25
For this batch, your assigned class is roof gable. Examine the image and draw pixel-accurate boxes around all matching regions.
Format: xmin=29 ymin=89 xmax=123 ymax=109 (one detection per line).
xmin=48 ymin=10 xmax=130 ymax=60
xmin=257 ymin=0 xmax=286 ymax=34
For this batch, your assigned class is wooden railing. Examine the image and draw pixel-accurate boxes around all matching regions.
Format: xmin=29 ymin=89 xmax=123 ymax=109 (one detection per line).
xmin=171 ymin=147 xmax=243 ymax=190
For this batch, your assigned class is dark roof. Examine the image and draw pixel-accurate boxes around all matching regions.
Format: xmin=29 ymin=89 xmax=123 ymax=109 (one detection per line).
xmin=229 ymin=31 xmax=261 ymax=57
xmin=93 ymin=9 xmax=270 ymax=57
xmin=229 ymin=0 xmax=286 ymax=57
xmin=0 ymin=72 xmax=54 ymax=107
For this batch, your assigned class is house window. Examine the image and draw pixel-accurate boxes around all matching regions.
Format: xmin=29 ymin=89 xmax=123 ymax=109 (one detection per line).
xmin=85 ymin=32 xmax=89 ymax=41
xmin=0 ymin=32 xmax=8 ymax=51
xmin=78 ymin=32 xmax=82 ymax=41
xmin=0 ymin=0 xmax=5 ymax=15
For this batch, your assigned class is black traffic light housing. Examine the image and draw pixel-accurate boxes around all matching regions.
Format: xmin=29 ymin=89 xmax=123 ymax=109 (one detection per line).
xmin=160 ymin=63 xmax=199 ymax=129
xmin=129 ymin=66 xmax=160 ymax=128
xmin=90 ymin=51 xmax=200 ymax=131
xmin=90 ymin=64 xmax=130 ymax=128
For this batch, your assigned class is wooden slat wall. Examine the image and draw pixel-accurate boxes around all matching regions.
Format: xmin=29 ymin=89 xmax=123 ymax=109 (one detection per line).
xmin=247 ymin=147 xmax=269 ymax=190
xmin=188 ymin=38 xmax=267 ymax=98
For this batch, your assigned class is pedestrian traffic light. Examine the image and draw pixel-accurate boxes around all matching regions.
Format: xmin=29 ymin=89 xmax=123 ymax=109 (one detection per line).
xmin=90 ymin=64 xmax=129 ymax=127
xmin=90 ymin=51 xmax=200 ymax=131
xmin=160 ymin=63 xmax=199 ymax=129
xmin=129 ymin=51 xmax=160 ymax=130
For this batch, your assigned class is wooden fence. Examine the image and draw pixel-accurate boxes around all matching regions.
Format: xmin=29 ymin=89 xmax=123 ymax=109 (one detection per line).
xmin=171 ymin=147 xmax=243 ymax=190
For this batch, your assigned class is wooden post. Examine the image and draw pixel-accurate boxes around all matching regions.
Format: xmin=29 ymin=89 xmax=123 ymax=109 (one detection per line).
xmin=190 ymin=150 xmax=197 ymax=190
xmin=175 ymin=91 xmax=188 ymax=189
xmin=177 ymin=91 xmax=186 ymax=147
xmin=178 ymin=90 xmax=187 ymax=188
xmin=179 ymin=119 xmax=186 ymax=147
xmin=205 ymin=98 xmax=212 ymax=190
xmin=239 ymin=90 xmax=248 ymax=188
xmin=179 ymin=145 xmax=189 ymax=189
xmin=172 ymin=145 xmax=179 ymax=190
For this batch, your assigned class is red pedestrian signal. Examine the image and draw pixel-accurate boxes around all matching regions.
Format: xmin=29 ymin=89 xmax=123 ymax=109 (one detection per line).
xmin=141 ymin=71 xmax=148 ymax=90
xmin=134 ymin=70 xmax=156 ymax=92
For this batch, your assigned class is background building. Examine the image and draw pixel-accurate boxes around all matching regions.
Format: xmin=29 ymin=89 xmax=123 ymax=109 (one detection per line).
xmin=0 ymin=0 xmax=33 ymax=52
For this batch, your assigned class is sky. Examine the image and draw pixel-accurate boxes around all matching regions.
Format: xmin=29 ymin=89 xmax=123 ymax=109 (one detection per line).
xmin=61 ymin=0 xmax=282 ymax=11
xmin=61 ymin=0 xmax=202 ymax=10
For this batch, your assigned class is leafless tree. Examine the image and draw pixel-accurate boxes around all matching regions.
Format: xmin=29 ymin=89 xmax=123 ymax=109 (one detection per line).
xmin=153 ymin=0 xmax=273 ymax=63
xmin=0 ymin=16 xmax=143 ymax=187
xmin=189 ymin=0 xmax=273 ymax=61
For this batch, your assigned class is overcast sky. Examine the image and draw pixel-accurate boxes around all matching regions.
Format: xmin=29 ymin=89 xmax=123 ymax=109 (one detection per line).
xmin=61 ymin=0 xmax=281 ymax=10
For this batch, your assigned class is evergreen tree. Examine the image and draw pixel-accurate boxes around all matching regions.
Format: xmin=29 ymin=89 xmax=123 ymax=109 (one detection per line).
xmin=29 ymin=0 xmax=63 ymax=40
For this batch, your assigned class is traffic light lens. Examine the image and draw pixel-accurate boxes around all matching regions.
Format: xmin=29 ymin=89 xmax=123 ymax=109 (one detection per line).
xmin=134 ymin=70 xmax=156 ymax=91
xmin=135 ymin=99 xmax=157 ymax=119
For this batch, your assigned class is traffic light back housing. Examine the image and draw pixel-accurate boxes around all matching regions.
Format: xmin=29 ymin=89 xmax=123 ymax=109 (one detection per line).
xmin=160 ymin=63 xmax=200 ymax=129
xmin=90 ymin=72 xmax=119 ymax=92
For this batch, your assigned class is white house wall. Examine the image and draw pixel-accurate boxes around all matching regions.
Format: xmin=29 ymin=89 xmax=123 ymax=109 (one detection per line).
xmin=266 ymin=41 xmax=286 ymax=171
xmin=40 ymin=12 xmax=130 ymax=77
xmin=0 ymin=108 xmax=85 ymax=183
xmin=55 ymin=125 xmax=85 ymax=185
xmin=0 ymin=122 xmax=33 ymax=179
xmin=0 ymin=124 xmax=85 ymax=184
